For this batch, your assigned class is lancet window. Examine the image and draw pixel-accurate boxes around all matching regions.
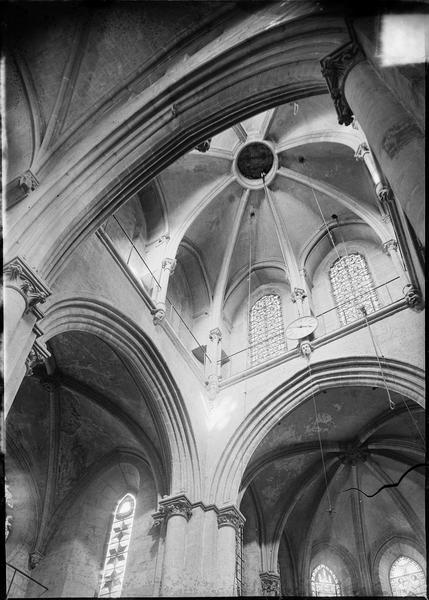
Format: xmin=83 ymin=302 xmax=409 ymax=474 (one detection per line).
xmin=330 ymin=253 xmax=379 ymax=325
xmin=389 ymin=556 xmax=426 ymax=597
xmin=99 ymin=494 xmax=136 ymax=597
xmin=249 ymin=294 xmax=286 ymax=365
xmin=311 ymin=564 xmax=341 ymax=597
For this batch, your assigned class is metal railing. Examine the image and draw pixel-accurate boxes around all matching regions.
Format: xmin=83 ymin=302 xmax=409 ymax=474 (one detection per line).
xmin=101 ymin=215 xmax=211 ymax=370
xmin=218 ymin=276 xmax=403 ymax=379
xmin=6 ymin=562 xmax=48 ymax=598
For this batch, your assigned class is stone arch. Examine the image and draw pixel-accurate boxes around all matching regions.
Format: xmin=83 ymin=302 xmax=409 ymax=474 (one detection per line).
xmin=6 ymin=15 xmax=349 ymax=282
xmin=371 ymin=534 xmax=427 ymax=596
xmin=209 ymin=356 xmax=424 ymax=506
xmin=40 ymin=296 xmax=202 ymax=500
xmin=306 ymin=541 xmax=360 ymax=596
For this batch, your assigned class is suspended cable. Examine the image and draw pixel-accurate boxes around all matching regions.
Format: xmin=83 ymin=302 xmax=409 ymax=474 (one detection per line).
xmin=342 ymin=463 xmax=427 ymax=498
xmin=307 ymin=359 xmax=334 ymax=514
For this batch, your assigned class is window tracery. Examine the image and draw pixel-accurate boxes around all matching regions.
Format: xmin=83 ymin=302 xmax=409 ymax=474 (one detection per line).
xmin=389 ymin=556 xmax=426 ymax=597
xmin=329 ymin=253 xmax=379 ymax=325
xmin=99 ymin=494 xmax=136 ymax=598
xmin=249 ymin=294 xmax=286 ymax=365
xmin=311 ymin=564 xmax=341 ymax=597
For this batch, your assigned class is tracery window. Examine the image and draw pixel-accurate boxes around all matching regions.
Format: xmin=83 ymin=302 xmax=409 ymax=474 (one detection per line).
xmin=249 ymin=294 xmax=286 ymax=365
xmin=99 ymin=494 xmax=136 ymax=598
xmin=330 ymin=253 xmax=379 ymax=325
xmin=311 ymin=564 xmax=341 ymax=597
xmin=389 ymin=556 xmax=426 ymax=597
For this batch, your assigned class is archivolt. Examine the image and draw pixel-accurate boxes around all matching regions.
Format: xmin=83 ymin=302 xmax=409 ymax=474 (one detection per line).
xmin=209 ymin=356 xmax=425 ymax=506
xmin=41 ymin=296 xmax=202 ymax=500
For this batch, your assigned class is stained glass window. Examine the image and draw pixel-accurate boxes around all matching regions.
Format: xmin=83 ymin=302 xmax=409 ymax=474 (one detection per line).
xmin=330 ymin=253 xmax=379 ymax=326
xmin=99 ymin=494 xmax=136 ymax=598
xmin=311 ymin=564 xmax=341 ymax=597
xmin=249 ymin=294 xmax=286 ymax=365
xmin=389 ymin=556 xmax=426 ymax=597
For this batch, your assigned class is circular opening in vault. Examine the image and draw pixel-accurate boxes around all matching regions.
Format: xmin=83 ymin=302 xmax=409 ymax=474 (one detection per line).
xmin=237 ymin=142 xmax=275 ymax=180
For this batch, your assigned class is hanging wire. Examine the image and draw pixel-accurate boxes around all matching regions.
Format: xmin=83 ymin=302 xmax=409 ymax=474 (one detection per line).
xmin=307 ymin=359 xmax=334 ymax=514
xmin=304 ymin=164 xmax=425 ymax=445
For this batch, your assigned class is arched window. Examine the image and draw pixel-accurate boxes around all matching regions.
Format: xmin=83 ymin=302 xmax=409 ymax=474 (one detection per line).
xmin=311 ymin=564 xmax=341 ymax=597
xmin=330 ymin=253 xmax=379 ymax=325
xmin=249 ymin=294 xmax=286 ymax=365
xmin=389 ymin=556 xmax=426 ymax=597
xmin=99 ymin=494 xmax=136 ymax=598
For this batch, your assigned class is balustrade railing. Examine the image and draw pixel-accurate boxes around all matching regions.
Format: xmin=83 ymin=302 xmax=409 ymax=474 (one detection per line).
xmin=219 ymin=276 xmax=403 ymax=380
xmin=100 ymin=217 xmax=405 ymax=384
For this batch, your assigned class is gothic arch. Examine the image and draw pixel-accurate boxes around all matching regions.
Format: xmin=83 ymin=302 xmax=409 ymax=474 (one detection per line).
xmin=40 ymin=296 xmax=202 ymax=500
xmin=6 ymin=14 xmax=349 ymax=283
xmin=209 ymin=357 xmax=424 ymax=506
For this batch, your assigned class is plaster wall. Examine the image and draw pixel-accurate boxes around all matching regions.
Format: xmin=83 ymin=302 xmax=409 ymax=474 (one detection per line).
xmin=24 ymin=462 xmax=159 ymax=598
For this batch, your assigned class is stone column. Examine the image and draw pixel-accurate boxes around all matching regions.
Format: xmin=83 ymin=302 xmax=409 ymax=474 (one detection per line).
xmin=205 ymin=327 xmax=222 ymax=399
xmin=152 ymin=258 xmax=176 ymax=325
xmin=4 ymin=257 xmax=51 ymax=417
xmin=216 ymin=506 xmax=245 ymax=597
xmin=260 ymin=572 xmax=281 ymax=597
xmin=154 ymin=495 xmax=193 ymax=596
xmin=321 ymin=42 xmax=425 ymax=243
xmin=377 ymin=185 xmax=424 ymax=311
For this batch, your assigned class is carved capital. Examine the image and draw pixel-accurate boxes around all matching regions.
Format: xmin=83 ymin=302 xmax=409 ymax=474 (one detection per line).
xmin=155 ymin=234 xmax=170 ymax=247
xmin=260 ymin=572 xmax=281 ymax=596
xmin=152 ymin=305 xmax=166 ymax=326
xmin=29 ymin=550 xmax=44 ymax=570
xmin=209 ymin=327 xmax=222 ymax=343
xmin=354 ymin=142 xmax=370 ymax=161
xmin=162 ymin=257 xmax=176 ymax=274
xmin=19 ymin=170 xmax=39 ymax=195
xmin=403 ymin=284 xmax=424 ymax=312
xmin=382 ymin=239 xmax=398 ymax=255
xmin=157 ymin=494 xmax=193 ymax=522
xmin=321 ymin=42 xmax=365 ymax=126
xmin=299 ymin=339 xmax=313 ymax=357
xmin=291 ymin=287 xmax=307 ymax=303
xmin=195 ymin=138 xmax=212 ymax=153
xmin=217 ymin=506 xmax=245 ymax=532
xmin=4 ymin=257 xmax=50 ymax=317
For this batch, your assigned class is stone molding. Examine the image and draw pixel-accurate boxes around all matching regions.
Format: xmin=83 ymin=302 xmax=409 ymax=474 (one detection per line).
xmin=195 ymin=138 xmax=212 ymax=153
xmin=19 ymin=170 xmax=39 ymax=196
xmin=153 ymin=494 xmax=193 ymax=524
xmin=152 ymin=305 xmax=166 ymax=326
xmin=354 ymin=142 xmax=370 ymax=161
xmin=320 ymin=41 xmax=365 ymax=126
xmin=299 ymin=339 xmax=313 ymax=357
xmin=291 ymin=287 xmax=307 ymax=303
xmin=403 ymin=284 xmax=424 ymax=312
xmin=260 ymin=571 xmax=281 ymax=596
xmin=162 ymin=257 xmax=176 ymax=274
xmin=4 ymin=256 xmax=51 ymax=317
xmin=217 ymin=505 xmax=245 ymax=532
xmin=209 ymin=327 xmax=222 ymax=343
xmin=29 ymin=550 xmax=44 ymax=570
xmin=382 ymin=239 xmax=398 ymax=256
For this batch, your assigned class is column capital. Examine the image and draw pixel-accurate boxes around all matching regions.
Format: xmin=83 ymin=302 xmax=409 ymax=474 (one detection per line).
xmin=321 ymin=41 xmax=365 ymax=126
xmin=375 ymin=184 xmax=393 ymax=222
xmin=382 ymin=239 xmax=398 ymax=255
xmin=195 ymin=138 xmax=212 ymax=153
xmin=209 ymin=327 xmax=222 ymax=342
xmin=154 ymin=494 xmax=193 ymax=523
xmin=4 ymin=256 xmax=51 ymax=317
xmin=403 ymin=284 xmax=424 ymax=312
xmin=162 ymin=257 xmax=177 ymax=274
xmin=299 ymin=339 xmax=313 ymax=358
xmin=354 ymin=142 xmax=370 ymax=161
xmin=151 ymin=305 xmax=166 ymax=326
xmin=260 ymin=572 xmax=281 ymax=596
xmin=29 ymin=550 xmax=44 ymax=570
xmin=19 ymin=169 xmax=39 ymax=195
xmin=217 ymin=506 xmax=245 ymax=532
xmin=291 ymin=287 xmax=307 ymax=303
